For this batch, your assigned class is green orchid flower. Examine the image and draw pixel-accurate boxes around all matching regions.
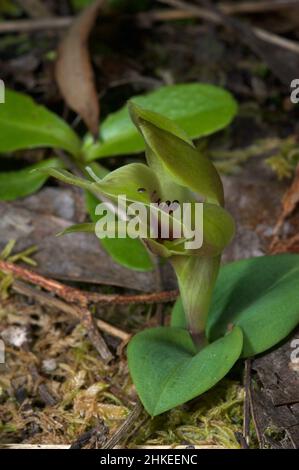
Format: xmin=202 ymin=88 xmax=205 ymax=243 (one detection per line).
xmin=39 ymin=102 xmax=234 ymax=349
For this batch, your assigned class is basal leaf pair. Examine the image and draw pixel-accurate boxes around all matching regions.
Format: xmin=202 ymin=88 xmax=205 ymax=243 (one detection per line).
xmin=36 ymin=100 xmax=299 ymax=417
xmin=0 ymin=83 xmax=237 ymax=271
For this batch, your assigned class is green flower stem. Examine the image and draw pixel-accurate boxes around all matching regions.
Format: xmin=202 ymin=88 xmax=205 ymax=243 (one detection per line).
xmin=171 ymin=255 xmax=221 ymax=350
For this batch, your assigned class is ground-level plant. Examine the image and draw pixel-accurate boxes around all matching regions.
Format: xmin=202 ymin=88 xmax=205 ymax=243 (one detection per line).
xmin=39 ymin=103 xmax=299 ymax=417
xmin=0 ymin=83 xmax=237 ymax=272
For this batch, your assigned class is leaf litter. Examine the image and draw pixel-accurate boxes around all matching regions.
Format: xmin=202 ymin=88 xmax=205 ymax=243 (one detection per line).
xmin=2 ymin=0 xmax=299 ymax=448
xmin=0 ymin=234 xmax=264 ymax=447
xmin=0 ymin=267 xmax=247 ymax=448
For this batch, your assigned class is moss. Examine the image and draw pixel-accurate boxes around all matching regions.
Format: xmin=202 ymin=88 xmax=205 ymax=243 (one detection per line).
xmin=0 ymin=272 xmax=250 ymax=448
xmin=129 ymin=379 xmax=246 ymax=448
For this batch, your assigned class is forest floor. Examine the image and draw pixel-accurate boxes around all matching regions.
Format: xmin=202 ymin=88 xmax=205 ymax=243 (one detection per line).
xmin=1 ymin=0 xmax=299 ymax=448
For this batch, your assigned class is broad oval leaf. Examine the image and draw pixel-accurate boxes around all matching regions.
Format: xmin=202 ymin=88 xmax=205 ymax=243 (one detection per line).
xmin=127 ymin=326 xmax=243 ymax=416
xmin=84 ymin=83 xmax=237 ymax=160
xmin=207 ymin=254 xmax=299 ymax=358
xmin=0 ymin=90 xmax=81 ymax=157
xmin=0 ymin=158 xmax=63 ymax=201
xmin=172 ymin=254 xmax=299 ymax=358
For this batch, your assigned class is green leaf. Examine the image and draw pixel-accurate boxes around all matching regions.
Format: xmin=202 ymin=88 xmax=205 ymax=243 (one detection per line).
xmin=70 ymin=0 xmax=94 ymax=10
xmin=84 ymin=83 xmax=237 ymax=160
xmin=85 ymin=162 xmax=186 ymax=241
xmin=85 ymin=190 xmax=154 ymax=272
xmin=129 ymin=102 xmax=193 ymax=145
xmin=130 ymin=103 xmax=194 ymax=204
xmin=127 ymin=326 xmax=243 ymax=416
xmin=40 ymin=162 xmax=155 ymax=271
xmin=0 ymin=89 xmax=81 ymax=157
xmin=171 ymin=297 xmax=187 ymax=329
xmin=207 ymin=254 xmax=299 ymax=358
xmin=36 ymin=167 xmax=96 ymax=191
xmin=200 ymin=203 xmax=235 ymax=254
xmin=57 ymin=222 xmax=97 ymax=236
xmin=129 ymin=103 xmax=224 ymax=206
xmin=0 ymin=158 xmax=64 ymax=201
xmin=93 ymin=162 xmax=162 ymax=205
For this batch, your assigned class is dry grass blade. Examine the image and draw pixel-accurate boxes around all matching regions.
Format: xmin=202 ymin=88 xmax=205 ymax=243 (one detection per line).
xmin=55 ymin=0 xmax=107 ymax=138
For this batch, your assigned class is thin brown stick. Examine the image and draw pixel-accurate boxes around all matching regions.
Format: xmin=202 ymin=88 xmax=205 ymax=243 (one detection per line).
xmin=96 ymin=319 xmax=130 ymax=342
xmin=140 ymin=1 xmax=299 ymax=23
xmin=70 ymin=419 xmax=108 ymax=449
xmin=19 ymin=340 xmax=58 ymax=406
xmin=74 ymin=305 xmax=113 ymax=363
xmin=249 ymin=389 xmax=265 ymax=448
xmin=235 ymin=432 xmax=249 ymax=449
xmin=14 ymin=280 xmax=130 ymax=341
xmin=0 ymin=260 xmax=177 ymax=359
xmin=0 ymin=260 xmax=86 ymax=305
xmin=222 ymin=0 xmax=299 ymax=15
xmin=12 ymin=280 xmax=113 ymax=362
xmin=0 ymin=17 xmax=72 ymax=34
xmin=28 ymin=363 xmax=57 ymax=407
xmin=0 ymin=260 xmax=178 ymax=306
xmin=0 ymin=261 xmax=112 ymax=363
xmin=243 ymin=359 xmax=252 ymax=447
xmin=1 ymin=0 xmax=298 ymax=35
xmin=102 ymin=400 xmax=143 ymax=449
xmin=84 ymin=289 xmax=178 ymax=305
xmin=159 ymin=0 xmax=299 ymax=55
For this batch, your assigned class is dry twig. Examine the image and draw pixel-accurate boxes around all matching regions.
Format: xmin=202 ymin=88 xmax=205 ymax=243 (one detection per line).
xmin=243 ymin=359 xmax=252 ymax=447
xmin=158 ymin=0 xmax=299 ymax=55
xmin=13 ymin=280 xmax=132 ymax=342
xmin=0 ymin=260 xmax=178 ymax=306
xmin=0 ymin=17 xmax=73 ymax=34
xmin=0 ymin=260 xmax=112 ymax=363
xmin=222 ymin=0 xmax=299 ymax=15
xmin=0 ymin=260 xmax=177 ymax=360
xmin=102 ymin=400 xmax=143 ymax=449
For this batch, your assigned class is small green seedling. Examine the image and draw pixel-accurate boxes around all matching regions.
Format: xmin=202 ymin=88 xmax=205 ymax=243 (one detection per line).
xmin=0 ymin=83 xmax=237 ymax=271
xmin=38 ymin=103 xmax=299 ymax=416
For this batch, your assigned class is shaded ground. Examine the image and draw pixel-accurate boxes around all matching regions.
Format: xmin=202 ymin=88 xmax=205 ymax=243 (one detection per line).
xmin=1 ymin=0 xmax=299 ymax=448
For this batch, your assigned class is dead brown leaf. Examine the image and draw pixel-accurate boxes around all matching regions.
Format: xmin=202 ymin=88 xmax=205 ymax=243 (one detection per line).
xmin=278 ymin=165 xmax=299 ymax=223
xmin=55 ymin=0 xmax=107 ymax=138
xmin=273 ymin=165 xmax=299 ymax=231
xmin=270 ymin=165 xmax=299 ymax=253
